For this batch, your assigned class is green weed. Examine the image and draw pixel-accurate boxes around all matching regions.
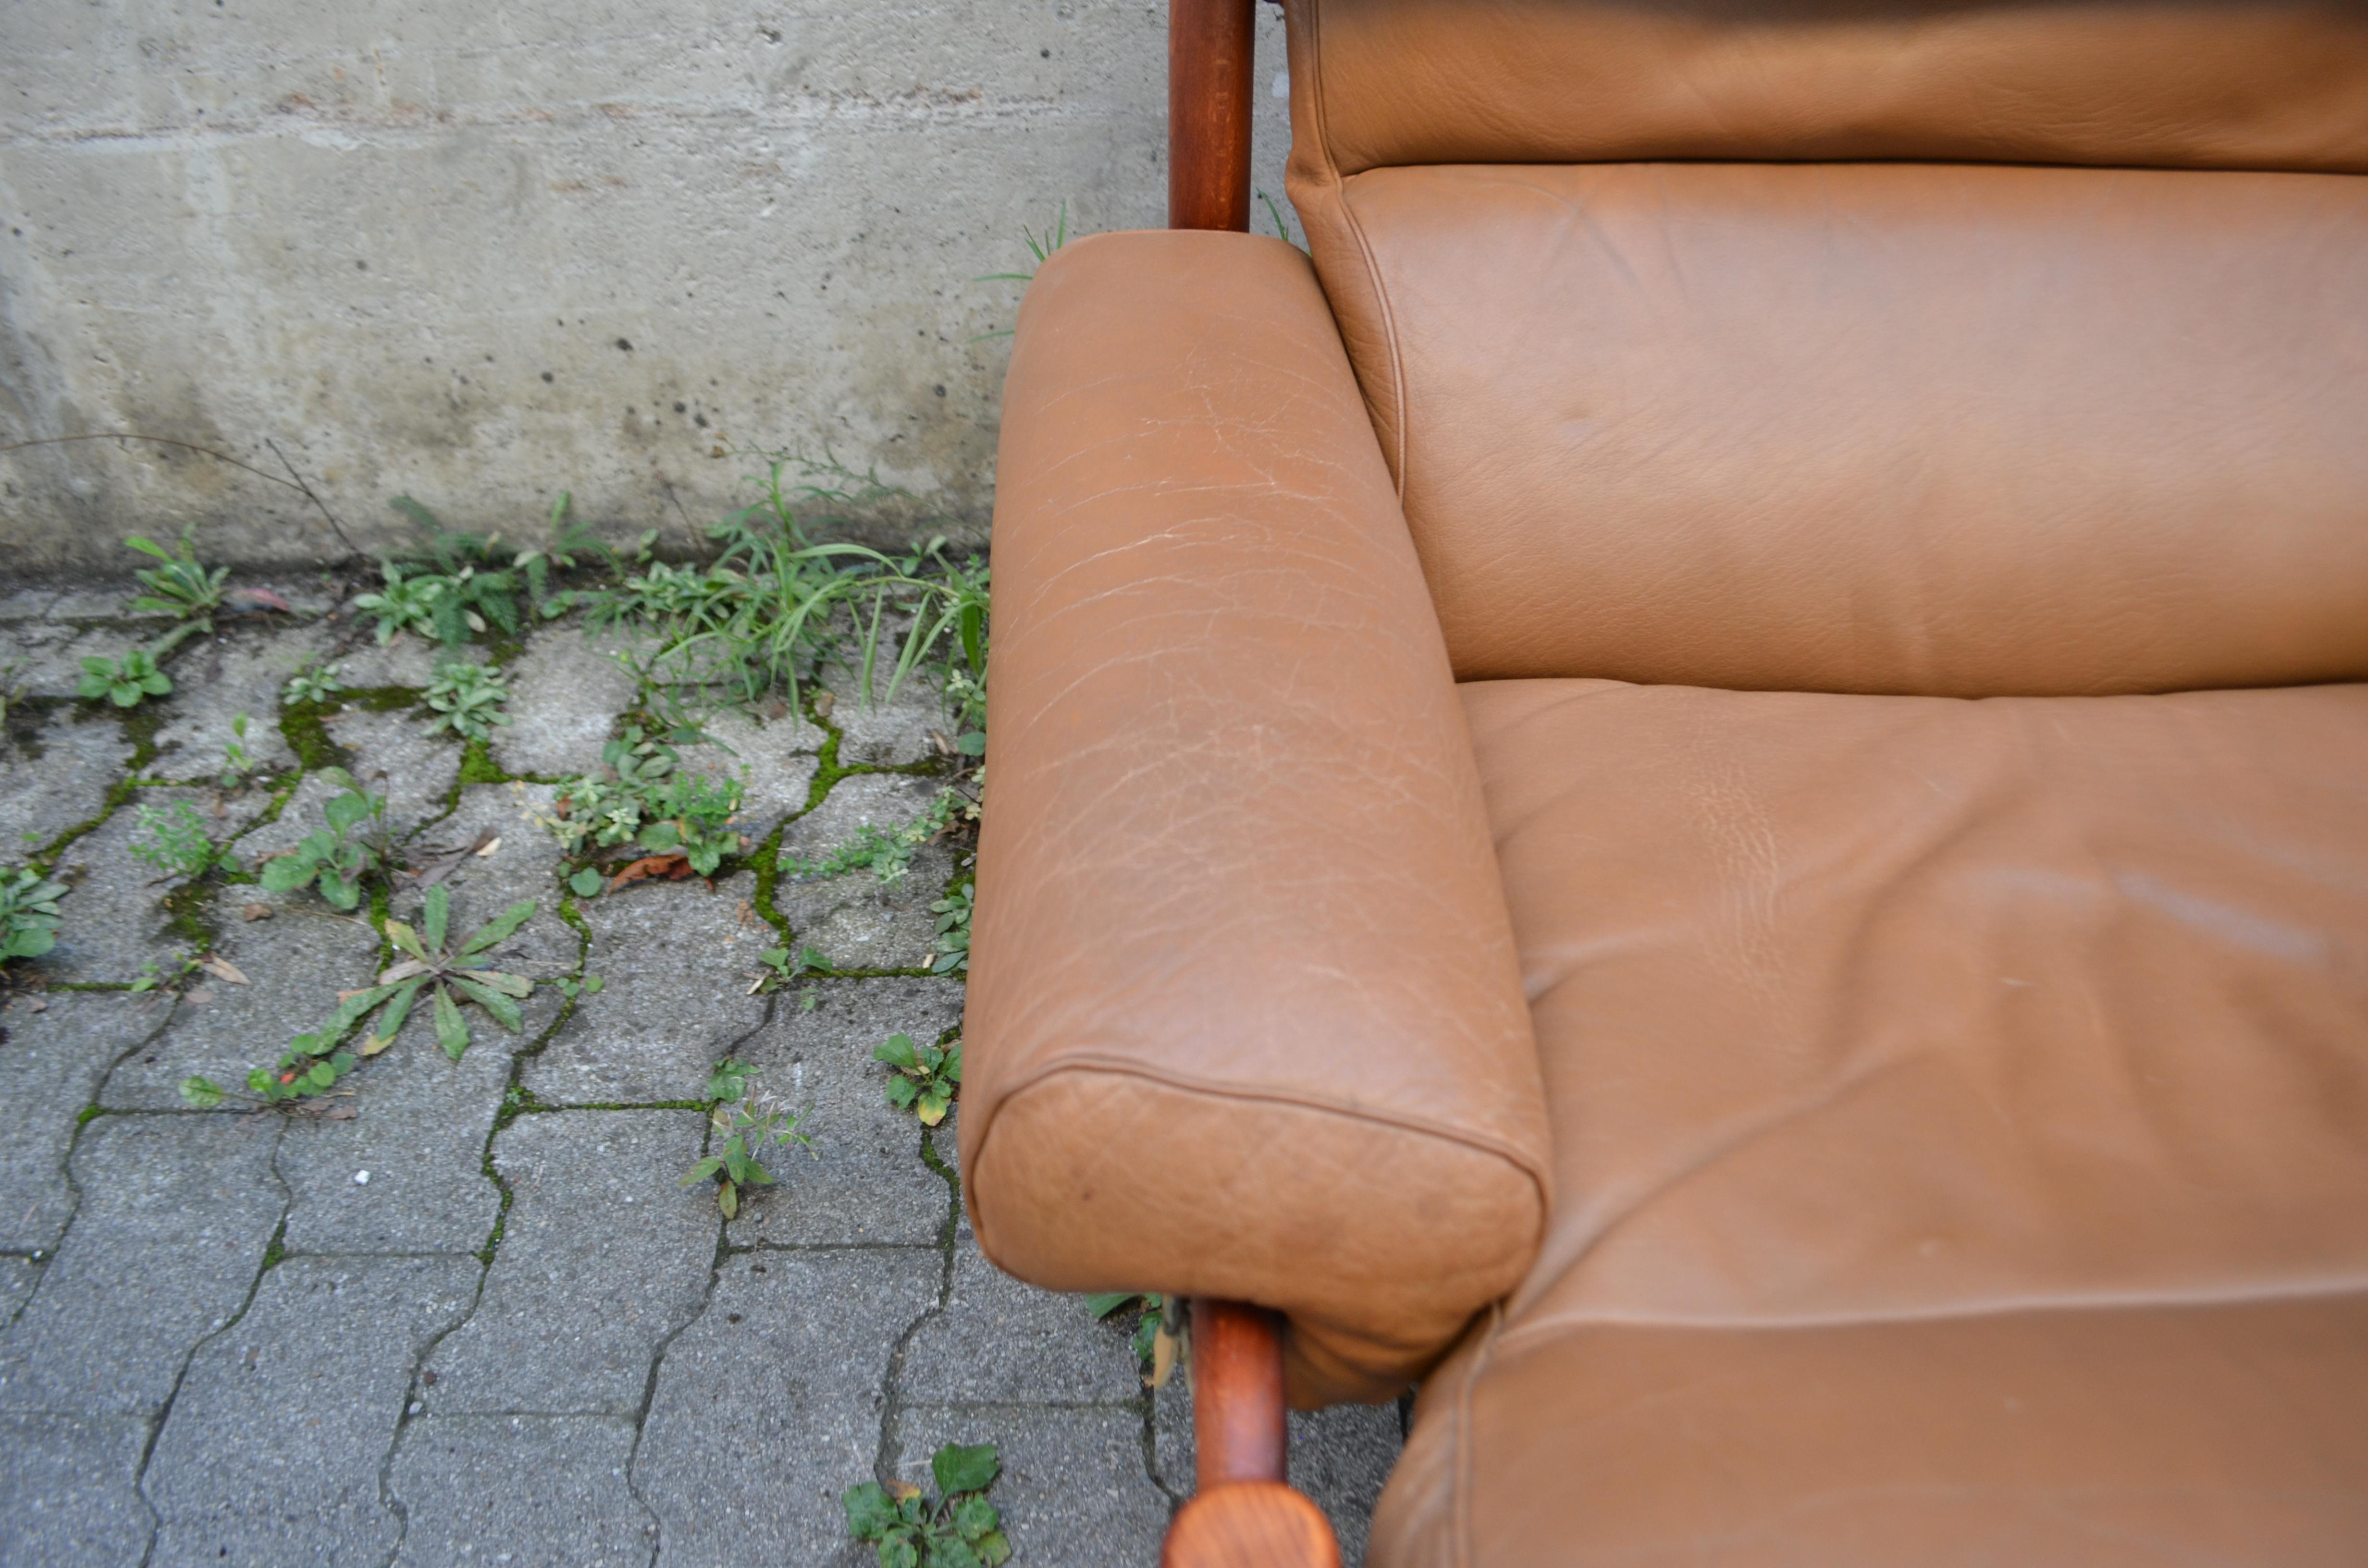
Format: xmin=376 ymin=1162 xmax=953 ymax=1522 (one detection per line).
xmin=129 ymin=800 xmax=229 ymax=882
xmin=0 ymin=866 xmax=67 ymax=963
xmin=843 ymin=1442 xmax=1010 ymax=1568
xmin=283 ymin=663 xmax=344 ymax=707
xmin=1086 ymin=1291 xmax=1171 ymax=1368
xmin=77 ymin=649 xmax=172 ymax=708
xmin=683 ymin=1059 xmax=814 ymax=1218
xmin=217 ymin=712 xmax=260 ymax=790
xmin=586 ymin=453 xmax=989 ymax=730
xmin=872 ymin=1032 xmax=960 ymax=1126
xmin=544 ymin=726 xmax=747 ymax=888
xmin=125 ymin=528 xmax=229 ymax=624
xmin=753 ymin=943 xmax=830 ymax=994
xmin=256 ymin=774 xmax=389 ymax=910
xmin=421 ymin=661 xmax=511 ymax=743
xmin=779 ymin=790 xmax=965 ymax=887
xmin=928 ymin=882 xmax=972 ymax=976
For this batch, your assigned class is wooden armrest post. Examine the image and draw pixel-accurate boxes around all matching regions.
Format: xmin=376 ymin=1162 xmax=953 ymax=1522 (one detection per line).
xmin=1193 ymin=1298 xmax=1289 ymax=1487
xmin=1163 ymin=1299 xmax=1342 ymax=1568
xmin=1169 ymin=0 xmax=1257 ymax=231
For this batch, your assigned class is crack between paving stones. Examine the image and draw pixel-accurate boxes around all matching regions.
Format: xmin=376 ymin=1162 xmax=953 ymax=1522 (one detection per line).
xmin=128 ymin=1115 xmax=291 ymax=1568
xmin=870 ymin=1119 xmax=964 ymax=1490
xmin=375 ymin=900 xmax=599 ymax=1568
xmin=39 ymin=998 xmax=185 ymax=1269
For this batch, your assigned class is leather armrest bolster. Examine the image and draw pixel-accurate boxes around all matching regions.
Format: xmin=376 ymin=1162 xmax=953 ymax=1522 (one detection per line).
xmin=959 ymin=231 xmax=1551 ymax=1406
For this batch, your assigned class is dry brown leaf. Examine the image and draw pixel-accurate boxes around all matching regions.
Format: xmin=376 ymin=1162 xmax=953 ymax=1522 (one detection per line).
xmin=607 ymin=853 xmax=691 ymax=892
xmin=199 ymin=955 xmax=250 ymax=986
xmin=473 ymin=835 xmax=502 ymax=857
xmin=241 ymin=902 xmax=274 ymax=922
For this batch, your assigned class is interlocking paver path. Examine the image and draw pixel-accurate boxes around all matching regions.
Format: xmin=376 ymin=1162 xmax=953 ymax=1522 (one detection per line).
xmin=0 ymin=583 xmax=1400 ymax=1566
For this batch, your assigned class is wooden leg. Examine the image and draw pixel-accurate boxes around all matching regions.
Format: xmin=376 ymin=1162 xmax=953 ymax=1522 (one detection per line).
xmin=1163 ymin=1299 xmax=1343 ymax=1568
xmin=1169 ymin=0 xmax=1256 ymax=231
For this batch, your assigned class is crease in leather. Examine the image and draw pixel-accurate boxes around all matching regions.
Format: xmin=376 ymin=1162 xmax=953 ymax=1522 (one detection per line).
xmin=978 ymin=1051 xmax=1554 ymax=1184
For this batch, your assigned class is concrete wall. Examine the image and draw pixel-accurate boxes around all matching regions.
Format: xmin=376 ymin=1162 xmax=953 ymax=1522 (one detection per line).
xmin=0 ymin=0 xmax=1295 ymax=573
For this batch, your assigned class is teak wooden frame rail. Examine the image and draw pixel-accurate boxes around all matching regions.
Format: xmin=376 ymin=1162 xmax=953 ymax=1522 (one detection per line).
xmin=1162 ymin=4 xmax=1346 ymax=1565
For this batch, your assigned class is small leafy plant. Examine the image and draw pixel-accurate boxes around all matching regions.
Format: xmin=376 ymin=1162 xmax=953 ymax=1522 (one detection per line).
xmin=218 ymin=712 xmax=259 ymax=790
xmin=1086 ymin=1290 xmax=1171 ymax=1368
xmin=545 ymin=726 xmax=746 ymax=889
xmin=873 ymin=1032 xmax=960 ymax=1126
xmin=258 ymin=780 xmax=387 ymax=909
xmin=682 ymin=1059 xmax=814 ymax=1218
xmin=182 ymin=888 xmax=539 ymax=1108
xmin=131 ymin=951 xmax=205 ymax=995
xmin=126 ymin=529 xmax=229 ymax=624
xmin=779 ymin=790 xmax=964 ymax=887
xmin=928 ymin=882 xmax=973 ymax=976
xmin=284 ymin=662 xmax=344 ymax=706
xmin=77 ymin=649 xmax=172 ymax=708
xmin=843 ymin=1442 xmax=1010 ymax=1568
xmin=353 ymin=561 xmax=443 ymax=644
xmin=753 ymin=943 xmax=830 ymax=994
xmin=0 ymin=866 xmax=67 ymax=962
xmin=372 ymin=885 xmax=540 ymax=1060
xmin=129 ymin=800 xmax=227 ymax=882
xmin=421 ymin=661 xmax=511 ymax=742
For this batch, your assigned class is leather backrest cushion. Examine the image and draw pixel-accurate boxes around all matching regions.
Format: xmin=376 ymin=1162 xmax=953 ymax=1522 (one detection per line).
xmin=1313 ymin=162 xmax=2368 ymax=695
xmin=1287 ymin=0 xmax=2368 ymax=176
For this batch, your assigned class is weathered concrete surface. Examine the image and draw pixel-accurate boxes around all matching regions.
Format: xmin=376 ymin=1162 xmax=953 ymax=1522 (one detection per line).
xmin=144 ymin=1254 xmax=478 ymax=1568
xmin=0 ymin=2 xmax=1296 ymax=572
xmin=0 ymin=602 xmax=1400 ymax=1565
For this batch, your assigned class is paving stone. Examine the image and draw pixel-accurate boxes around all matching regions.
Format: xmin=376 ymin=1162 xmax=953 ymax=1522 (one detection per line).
xmin=821 ymin=649 xmax=955 ymax=768
xmin=1152 ymin=1376 xmax=1402 ymax=1568
xmin=0 ymin=991 xmax=166 ymax=1251
xmin=0 ymin=1113 xmax=283 ymax=1417
xmin=145 ymin=620 xmax=335 ymax=779
xmin=145 ymin=1255 xmax=479 ymax=1568
xmin=327 ymin=629 xmax=466 ymax=690
xmin=390 ymin=1414 xmax=655 ymax=1568
xmin=23 ymin=800 xmax=188 ymax=983
xmin=900 ymin=1223 xmax=1139 ymax=1406
xmin=1284 ymin=1404 xmax=1402 ymax=1568
xmin=896 ymin=1404 xmax=1169 ymax=1568
xmin=315 ymin=706 xmax=464 ymax=838
xmin=4 ymin=619 xmax=110 ymax=698
xmin=525 ymin=876 xmax=770 ymax=1104
xmin=422 ymin=1110 xmax=714 ymax=1415
xmin=636 ymin=1248 xmax=940 ymax=1568
xmin=775 ymin=849 xmax=953 ymax=973
xmin=0 ymin=707 xmax=131 ymax=858
xmin=275 ymin=1022 xmax=514 ymax=1255
xmin=727 ymin=977 xmax=964 ymax=1247
xmin=673 ymin=705 xmax=823 ymax=833
xmin=0 ymin=1413 xmax=155 ymax=1568
xmin=104 ymin=892 xmax=381 ymax=1108
xmin=778 ymin=772 xmax=947 ymax=865
xmin=0 ymin=1258 xmax=40 ymax=1327
xmin=0 ymin=587 xmax=61 ymax=620
xmin=491 ymin=623 xmax=647 ymax=779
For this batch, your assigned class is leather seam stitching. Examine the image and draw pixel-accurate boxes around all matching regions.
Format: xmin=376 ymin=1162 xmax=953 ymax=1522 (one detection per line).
xmin=977 ymin=1054 xmax=1554 ymax=1201
xmin=1304 ymin=0 xmax=1410 ymax=494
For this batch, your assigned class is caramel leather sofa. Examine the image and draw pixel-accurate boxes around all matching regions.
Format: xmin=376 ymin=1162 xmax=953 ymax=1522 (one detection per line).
xmin=960 ymin=3 xmax=2368 ymax=1562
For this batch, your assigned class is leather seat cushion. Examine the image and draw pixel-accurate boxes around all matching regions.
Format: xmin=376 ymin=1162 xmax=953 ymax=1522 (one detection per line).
xmin=1313 ymin=162 xmax=2368 ymax=695
xmin=1373 ymin=677 xmax=2368 ymax=1563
